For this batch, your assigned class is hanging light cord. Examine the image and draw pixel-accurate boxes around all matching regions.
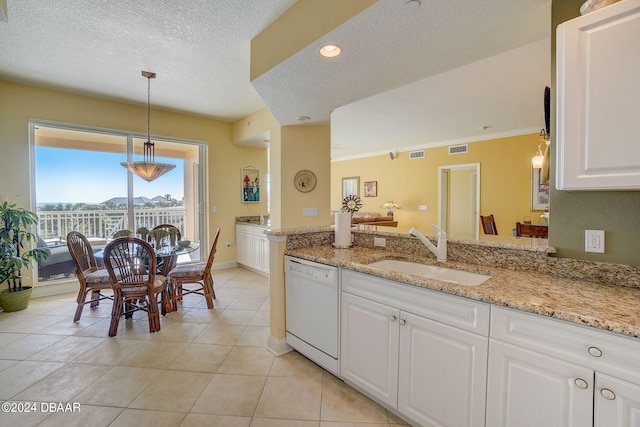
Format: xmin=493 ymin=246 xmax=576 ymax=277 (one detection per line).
xmin=144 ymin=73 xmax=155 ymax=163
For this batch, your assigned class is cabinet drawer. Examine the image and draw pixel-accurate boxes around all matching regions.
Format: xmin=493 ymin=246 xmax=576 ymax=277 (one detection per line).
xmin=491 ymin=306 xmax=640 ymax=384
xmin=342 ymin=269 xmax=490 ymax=336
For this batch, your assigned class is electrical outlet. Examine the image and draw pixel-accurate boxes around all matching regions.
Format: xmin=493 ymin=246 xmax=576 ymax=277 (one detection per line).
xmin=419 ymin=205 xmax=428 ymax=211
xmin=374 ymin=237 xmax=386 ymax=247
xmin=585 ymin=230 xmax=605 ymax=253
xmin=303 ymin=208 xmax=318 ymax=216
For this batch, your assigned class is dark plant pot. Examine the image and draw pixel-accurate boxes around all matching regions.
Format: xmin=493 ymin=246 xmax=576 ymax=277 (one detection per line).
xmin=0 ymin=286 xmax=33 ymax=312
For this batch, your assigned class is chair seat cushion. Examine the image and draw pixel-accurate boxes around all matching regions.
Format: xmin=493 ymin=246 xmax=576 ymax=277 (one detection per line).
xmin=85 ymin=268 xmax=111 ymax=285
xmin=120 ymin=275 xmax=167 ymax=293
xmin=167 ymin=263 xmax=205 ymax=279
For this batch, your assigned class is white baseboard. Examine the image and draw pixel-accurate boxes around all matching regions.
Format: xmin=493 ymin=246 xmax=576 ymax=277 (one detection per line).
xmin=267 ymin=335 xmax=293 ymax=356
xmin=212 ymin=261 xmax=239 ymax=270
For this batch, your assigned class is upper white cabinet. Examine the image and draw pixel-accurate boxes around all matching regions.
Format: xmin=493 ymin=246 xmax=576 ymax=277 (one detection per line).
xmin=556 ymin=0 xmax=640 ymax=190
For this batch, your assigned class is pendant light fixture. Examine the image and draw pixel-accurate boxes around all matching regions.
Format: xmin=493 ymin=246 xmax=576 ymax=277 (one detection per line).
xmin=121 ymin=71 xmax=176 ymax=182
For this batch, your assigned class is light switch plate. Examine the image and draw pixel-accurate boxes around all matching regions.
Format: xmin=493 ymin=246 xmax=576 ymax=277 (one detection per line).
xmin=303 ymin=208 xmax=318 ymax=216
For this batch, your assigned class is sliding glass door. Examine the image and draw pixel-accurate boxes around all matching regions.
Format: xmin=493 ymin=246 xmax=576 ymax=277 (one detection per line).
xmin=32 ymin=121 xmax=205 ymax=283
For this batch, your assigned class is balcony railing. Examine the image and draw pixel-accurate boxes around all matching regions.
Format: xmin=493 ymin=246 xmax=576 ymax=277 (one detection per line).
xmin=37 ymin=207 xmax=186 ymax=241
xmin=35 ymin=207 xmax=187 ymax=282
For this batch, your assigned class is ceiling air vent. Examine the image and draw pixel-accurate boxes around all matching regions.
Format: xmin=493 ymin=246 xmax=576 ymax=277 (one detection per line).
xmin=409 ymin=150 xmax=425 ymax=160
xmin=449 ymin=144 xmax=468 ymax=155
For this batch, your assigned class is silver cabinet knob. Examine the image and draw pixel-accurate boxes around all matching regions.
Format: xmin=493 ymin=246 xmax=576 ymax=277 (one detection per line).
xmin=574 ymin=378 xmax=589 ymax=389
xmin=601 ymin=388 xmax=616 ymax=400
xmin=399 ymin=319 xmax=406 ymax=326
xmin=389 ymin=315 xmax=397 ymax=322
xmin=588 ymin=346 xmax=603 ymax=357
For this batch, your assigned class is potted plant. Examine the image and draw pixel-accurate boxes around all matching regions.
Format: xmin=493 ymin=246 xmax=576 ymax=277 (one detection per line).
xmin=0 ymin=199 xmax=48 ymax=312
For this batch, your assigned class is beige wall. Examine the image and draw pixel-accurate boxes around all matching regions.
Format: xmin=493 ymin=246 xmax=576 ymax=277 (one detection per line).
xmin=0 ymin=79 xmax=266 ymax=274
xmin=331 ymin=133 xmax=542 ymax=234
xmin=280 ymin=125 xmax=331 ymax=228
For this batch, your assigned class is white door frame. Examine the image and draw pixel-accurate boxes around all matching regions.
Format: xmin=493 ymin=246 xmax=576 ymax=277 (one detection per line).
xmin=438 ymin=163 xmax=481 ymax=240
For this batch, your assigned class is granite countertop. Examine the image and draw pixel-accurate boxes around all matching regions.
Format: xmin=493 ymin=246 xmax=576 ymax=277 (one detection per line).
xmin=285 ymin=244 xmax=640 ymax=339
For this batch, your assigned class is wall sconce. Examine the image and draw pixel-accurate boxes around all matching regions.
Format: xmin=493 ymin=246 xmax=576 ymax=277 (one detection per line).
xmin=532 ymin=129 xmax=550 ymax=169
xmin=380 ymin=201 xmax=401 ymax=216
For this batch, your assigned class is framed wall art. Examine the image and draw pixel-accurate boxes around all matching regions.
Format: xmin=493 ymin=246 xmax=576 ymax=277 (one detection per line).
xmin=241 ymin=167 xmax=260 ymax=203
xmin=531 ymin=167 xmax=550 ymax=211
xmin=364 ymin=181 xmax=377 ymax=197
xmin=342 ymin=176 xmax=359 ymax=199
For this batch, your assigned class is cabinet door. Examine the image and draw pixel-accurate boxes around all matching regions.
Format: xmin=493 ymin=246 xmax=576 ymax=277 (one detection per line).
xmin=556 ymin=0 xmax=640 ymax=190
xmin=250 ymin=231 xmax=262 ymax=270
xmin=595 ymin=373 xmax=640 ymax=427
xmin=398 ymin=311 xmax=488 ymax=427
xmin=486 ymin=340 xmax=593 ymax=427
xmin=259 ymin=232 xmax=270 ymax=273
xmin=341 ymin=292 xmax=399 ymax=408
xmin=235 ymin=227 xmax=252 ymax=266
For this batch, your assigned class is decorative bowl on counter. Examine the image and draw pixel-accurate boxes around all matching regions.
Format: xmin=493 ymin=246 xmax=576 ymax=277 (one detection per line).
xmin=177 ymin=240 xmax=191 ymax=248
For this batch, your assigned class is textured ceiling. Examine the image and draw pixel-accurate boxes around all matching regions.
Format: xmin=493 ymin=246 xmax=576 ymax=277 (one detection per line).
xmin=0 ymin=0 xmax=297 ymax=121
xmin=0 ymin=0 xmax=552 ymax=160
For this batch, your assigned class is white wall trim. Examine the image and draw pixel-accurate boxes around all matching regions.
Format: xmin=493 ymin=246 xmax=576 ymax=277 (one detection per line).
xmin=267 ymin=335 xmax=293 ymax=356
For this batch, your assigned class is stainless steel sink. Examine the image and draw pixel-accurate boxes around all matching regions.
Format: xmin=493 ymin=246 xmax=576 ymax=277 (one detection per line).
xmin=367 ymin=259 xmax=491 ymax=286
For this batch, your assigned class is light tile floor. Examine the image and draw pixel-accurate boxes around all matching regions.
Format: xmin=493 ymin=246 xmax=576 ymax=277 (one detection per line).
xmin=0 ymin=267 xmax=410 ymax=427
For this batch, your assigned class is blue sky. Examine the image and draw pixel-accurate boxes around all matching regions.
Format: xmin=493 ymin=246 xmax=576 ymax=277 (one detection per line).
xmin=35 ymin=147 xmax=185 ymax=204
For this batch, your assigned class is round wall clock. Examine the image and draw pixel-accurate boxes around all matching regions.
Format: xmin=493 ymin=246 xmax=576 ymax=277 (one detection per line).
xmin=294 ymin=170 xmax=317 ymax=192
xmin=342 ymin=194 xmax=363 ymax=213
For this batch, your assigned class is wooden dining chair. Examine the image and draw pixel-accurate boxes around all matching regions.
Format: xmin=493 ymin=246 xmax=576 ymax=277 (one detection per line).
xmin=67 ymin=231 xmax=112 ymax=322
xmin=480 ymin=215 xmax=498 ymax=235
xmin=515 ymin=222 xmax=549 ymax=238
xmin=103 ymin=237 xmax=172 ymax=336
xmin=166 ymin=228 xmax=220 ymax=311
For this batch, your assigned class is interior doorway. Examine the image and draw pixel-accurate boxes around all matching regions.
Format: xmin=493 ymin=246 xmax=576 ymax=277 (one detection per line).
xmin=438 ymin=163 xmax=480 ymax=240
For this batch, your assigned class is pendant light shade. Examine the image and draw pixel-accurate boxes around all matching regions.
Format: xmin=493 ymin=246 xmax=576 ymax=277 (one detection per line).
xmin=121 ymin=71 xmax=175 ymax=182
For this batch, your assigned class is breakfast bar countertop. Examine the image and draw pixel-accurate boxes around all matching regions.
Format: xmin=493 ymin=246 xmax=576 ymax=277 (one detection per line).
xmin=285 ymin=244 xmax=640 ymax=340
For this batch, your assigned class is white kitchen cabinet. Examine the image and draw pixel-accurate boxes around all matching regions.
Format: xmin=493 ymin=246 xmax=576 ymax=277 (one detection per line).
xmin=556 ymin=0 xmax=640 ymax=190
xmin=340 ymin=270 xmax=489 ymax=427
xmin=341 ymin=292 xmax=399 ymax=408
xmin=595 ymin=373 xmax=640 ymax=426
xmin=488 ymin=306 xmax=640 ymax=427
xmin=235 ymin=224 xmax=269 ymax=274
xmin=486 ymin=340 xmax=593 ymax=427
xmin=398 ymin=311 xmax=488 ymax=427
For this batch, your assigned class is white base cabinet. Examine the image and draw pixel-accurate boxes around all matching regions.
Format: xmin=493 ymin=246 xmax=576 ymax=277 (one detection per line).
xmin=488 ymin=306 xmax=640 ymax=427
xmin=340 ymin=270 xmax=489 ymax=427
xmin=235 ymin=224 xmax=269 ymax=274
xmin=595 ymin=373 xmax=640 ymax=427
xmin=486 ymin=340 xmax=593 ymax=427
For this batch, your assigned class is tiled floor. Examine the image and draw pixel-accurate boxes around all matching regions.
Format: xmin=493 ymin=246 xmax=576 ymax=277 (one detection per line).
xmin=0 ymin=267 xmax=409 ymax=427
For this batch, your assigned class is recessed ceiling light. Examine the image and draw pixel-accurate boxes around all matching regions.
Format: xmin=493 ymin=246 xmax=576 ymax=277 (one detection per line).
xmin=296 ymin=115 xmax=311 ymax=122
xmin=404 ymin=0 xmax=421 ymax=11
xmin=320 ymin=44 xmax=342 ymax=58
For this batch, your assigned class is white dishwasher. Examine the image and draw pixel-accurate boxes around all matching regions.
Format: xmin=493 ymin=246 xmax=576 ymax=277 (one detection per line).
xmin=285 ymin=255 xmax=340 ymax=376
